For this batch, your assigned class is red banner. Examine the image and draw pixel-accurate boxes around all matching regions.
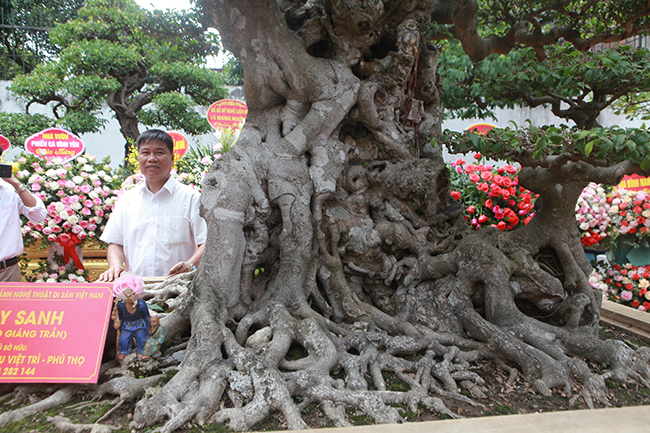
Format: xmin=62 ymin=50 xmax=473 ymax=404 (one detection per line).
xmin=617 ymin=173 xmax=650 ymax=192
xmin=467 ymin=123 xmax=496 ymax=135
xmin=24 ymin=128 xmax=85 ymax=163
xmin=168 ymin=131 xmax=189 ymax=162
xmin=0 ymin=283 xmax=112 ymax=383
xmin=207 ymin=99 xmax=248 ymax=130
xmin=0 ymin=134 xmax=10 ymax=153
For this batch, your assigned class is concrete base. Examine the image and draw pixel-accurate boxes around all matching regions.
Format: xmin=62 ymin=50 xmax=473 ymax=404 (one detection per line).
xmin=278 ymin=406 xmax=650 ymax=433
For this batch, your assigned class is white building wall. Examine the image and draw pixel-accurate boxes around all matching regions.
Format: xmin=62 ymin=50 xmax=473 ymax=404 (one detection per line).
xmin=0 ymin=81 xmax=645 ymax=166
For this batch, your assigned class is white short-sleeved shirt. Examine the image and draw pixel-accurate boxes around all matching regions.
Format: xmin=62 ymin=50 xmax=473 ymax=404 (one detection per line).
xmin=100 ymin=176 xmax=207 ymax=277
xmin=0 ymin=179 xmax=47 ymax=261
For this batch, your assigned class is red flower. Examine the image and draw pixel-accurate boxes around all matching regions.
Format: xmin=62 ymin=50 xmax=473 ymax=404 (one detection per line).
xmin=481 ymin=171 xmax=493 ymax=181
xmin=478 ymin=182 xmax=489 ymax=192
xmin=620 ymin=210 xmax=627 ymax=217
xmin=465 ymin=165 xmax=477 ymax=174
xmin=467 ymin=205 xmax=476 ymax=214
xmin=469 ymin=173 xmax=480 ymax=183
xmin=473 ymin=152 xmax=482 ymax=159
xmin=451 ymin=191 xmax=461 ymax=200
xmin=621 ymin=269 xmax=628 ymax=275
xmin=503 ymin=208 xmax=520 ymax=227
xmin=478 ymin=215 xmax=488 ymax=223
xmin=632 ymin=300 xmax=640 ymax=307
xmin=633 ymin=206 xmax=643 ymax=214
xmin=620 ymin=202 xmax=627 ymax=209
xmin=644 ymin=302 xmax=650 ymax=309
xmin=632 ymin=273 xmax=640 ymax=280
xmin=614 ymin=264 xmax=621 ymax=270
xmin=630 ymin=227 xmax=638 ymax=234
xmin=504 ymin=164 xmax=517 ymax=174
xmin=524 ymin=216 xmax=533 ymax=225
xmin=640 ymin=288 xmax=647 ymax=296
xmin=625 ymin=283 xmax=633 ymax=290
xmin=643 ymin=272 xmax=649 ymax=278
xmin=644 ymin=202 xmax=650 ymax=209
xmin=496 ymin=221 xmax=506 ymax=230
xmin=484 ymin=199 xmax=494 ymax=209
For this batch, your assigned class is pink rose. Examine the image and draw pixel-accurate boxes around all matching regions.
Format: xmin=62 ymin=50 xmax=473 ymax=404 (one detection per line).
xmin=62 ymin=222 xmax=72 ymax=230
xmin=52 ymin=226 xmax=62 ymax=234
xmin=59 ymin=233 xmax=71 ymax=243
xmin=81 ymin=184 xmax=91 ymax=193
xmin=79 ymin=221 xmax=89 ymax=229
xmin=96 ymin=209 xmax=104 ymax=217
xmin=43 ymin=227 xmax=53 ymax=235
xmin=84 ymin=200 xmax=93 ymax=208
xmin=31 ymin=183 xmax=41 ymax=191
xmin=82 ymin=208 xmax=92 ymax=216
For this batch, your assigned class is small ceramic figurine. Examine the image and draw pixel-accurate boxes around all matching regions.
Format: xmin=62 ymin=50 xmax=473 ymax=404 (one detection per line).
xmin=141 ymin=315 xmax=165 ymax=360
xmin=112 ymin=274 xmax=150 ymax=360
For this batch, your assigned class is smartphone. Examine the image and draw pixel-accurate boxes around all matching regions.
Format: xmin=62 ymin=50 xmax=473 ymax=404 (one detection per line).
xmin=0 ymin=163 xmax=12 ymax=178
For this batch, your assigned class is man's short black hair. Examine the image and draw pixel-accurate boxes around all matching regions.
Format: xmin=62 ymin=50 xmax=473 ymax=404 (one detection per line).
xmin=136 ymin=130 xmax=174 ymax=155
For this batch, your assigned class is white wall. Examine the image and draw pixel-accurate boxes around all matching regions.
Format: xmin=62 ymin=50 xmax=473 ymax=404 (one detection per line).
xmin=1 ymin=81 xmax=645 ymax=166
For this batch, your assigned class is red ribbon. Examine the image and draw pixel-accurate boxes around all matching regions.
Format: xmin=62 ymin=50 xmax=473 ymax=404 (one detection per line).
xmin=56 ymin=233 xmax=85 ymax=270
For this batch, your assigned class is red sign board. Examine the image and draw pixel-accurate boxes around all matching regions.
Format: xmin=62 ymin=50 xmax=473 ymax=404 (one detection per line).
xmin=617 ymin=173 xmax=650 ymax=192
xmin=207 ymin=99 xmax=248 ymax=130
xmin=0 ymin=283 xmax=113 ymax=383
xmin=24 ymin=128 xmax=85 ymax=163
xmin=0 ymin=134 xmax=10 ymax=153
xmin=467 ymin=123 xmax=496 ymax=135
xmin=168 ymin=131 xmax=189 ymax=162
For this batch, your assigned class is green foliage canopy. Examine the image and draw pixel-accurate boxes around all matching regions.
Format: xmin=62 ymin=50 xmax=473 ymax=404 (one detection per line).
xmin=4 ymin=0 xmax=226 ymax=152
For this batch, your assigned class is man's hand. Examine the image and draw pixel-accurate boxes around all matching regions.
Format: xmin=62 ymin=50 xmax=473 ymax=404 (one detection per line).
xmin=99 ymin=265 xmax=125 ymax=282
xmin=168 ymin=261 xmax=195 ymax=276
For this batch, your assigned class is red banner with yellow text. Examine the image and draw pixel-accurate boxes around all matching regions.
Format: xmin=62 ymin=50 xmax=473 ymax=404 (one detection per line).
xmin=617 ymin=174 xmax=650 ymax=192
xmin=168 ymin=131 xmax=189 ymax=162
xmin=24 ymin=128 xmax=85 ymax=163
xmin=207 ymin=99 xmax=248 ymax=130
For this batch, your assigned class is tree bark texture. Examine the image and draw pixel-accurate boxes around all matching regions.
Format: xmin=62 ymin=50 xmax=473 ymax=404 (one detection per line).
xmin=3 ymin=1 xmax=650 ymax=431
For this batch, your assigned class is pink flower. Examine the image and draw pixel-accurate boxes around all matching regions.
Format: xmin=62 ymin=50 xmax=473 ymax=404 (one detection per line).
xmin=81 ymin=208 xmax=91 ymax=216
xmin=57 ymin=179 xmax=67 ymax=187
xmin=469 ymin=173 xmax=480 ymax=183
xmin=52 ymin=226 xmax=62 ymax=233
xmin=112 ymin=274 xmax=145 ymax=299
xmin=59 ymin=233 xmax=71 ymax=243
xmin=473 ymin=152 xmax=482 ymax=159
xmin=62 ymin=222 xmax=72 ymax=230
xmin=96 ymin=209 xmax=104 ymax=217
xmin=43 ymin=227 xmax=53 ymax=235
xmin=621 ymin=290 xmax=633 ymax=301
xmin=79 ymin=221 xmax=89 ymax=229
xmin=31 ymin=183 xmax=41 ymax=191
xmin=84 ymin=200 xmax=93 ymax=208
xmin=80 ymin=184 xmax=91 ymax=193
xmin=53 ymin=215 xmax=63 ymax=224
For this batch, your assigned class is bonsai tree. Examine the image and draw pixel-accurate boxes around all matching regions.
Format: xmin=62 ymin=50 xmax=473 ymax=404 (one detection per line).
xmin=2 ymin=1 xmax=650 ymax=431
xmin=5 ymin=0 xmax=226 ymax=156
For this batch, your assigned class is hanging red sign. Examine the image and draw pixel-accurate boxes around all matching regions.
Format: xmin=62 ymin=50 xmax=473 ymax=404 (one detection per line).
xmin=24 ymin=128 xmax=85 ymax=163
xmin=0 ymin=134 xmax=10 ymax=153
xmin=168 ymin=131 xmax=189 ymax=162
xmin=617 ymin=173 xmax=650 ymax=192
xmin=207 ymin=99 xmax=248 ymax=130
xmin=467 ymin=123 xmax=496 ymax=135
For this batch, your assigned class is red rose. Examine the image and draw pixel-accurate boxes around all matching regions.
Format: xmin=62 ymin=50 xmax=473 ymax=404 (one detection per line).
xmin=496 ymin=221 xmax=506 ymax=231
xmin=633 ymin=206 xmax=643 ymax=214
xmin=621 ymin=269 xmax=628 ymax=275
xmin=478 ymin=215 xmax=488 ymax=223
xmin=625 ymin=283 xmax=632 ymax=290
xmin=469 ymin=173 xmax=480 ymax=183
xmin=632 ymin=300 xmax=640 ymax=307
xmin=620 ymin=210 xmax=627 ymax=217
xmin=484 ymin=199 xmax=494 ymax=209
xmin=467 ymin=205 xmax=476 ymax=214
xmin=451 ymin=191 xmax=461 ymax=200
xmin=473 ymin=152 xmax=482 ymax=159
xmin=644 ymin=202 xmax=650 ymax=209
xmin=644 ymin=302 xmax=650 ymax=309
xmin=633 ymin=273 xmax=640 ymax=280
xmin=630 ymin=227 xmax=638 ymax=234
xmin=620 ymin=202 xmax=627 ymax=209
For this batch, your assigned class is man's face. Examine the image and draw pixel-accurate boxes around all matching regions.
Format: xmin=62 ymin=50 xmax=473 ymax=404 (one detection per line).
xmin=138 ymin=140 xmax=173 ymax=185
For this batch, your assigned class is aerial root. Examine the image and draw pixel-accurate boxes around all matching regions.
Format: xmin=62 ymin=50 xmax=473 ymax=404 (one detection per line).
xmin=47 ymin=415 xmax=118 ymax=433
xmin=0 ymin=386 xmax=76 ymax=428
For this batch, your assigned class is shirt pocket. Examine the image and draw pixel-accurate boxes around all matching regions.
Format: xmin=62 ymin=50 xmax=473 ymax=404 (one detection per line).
xmin=0 ymin=202 xmax=19 ymax=231
xmin=162 ymin=216 xmax=191 ymax=247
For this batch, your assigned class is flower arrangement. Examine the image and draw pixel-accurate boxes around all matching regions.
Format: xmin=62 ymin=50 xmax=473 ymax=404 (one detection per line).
xmin=606 ymin=188 xmax=650 ymax=247
xmin=575 ymin=183 xmax=611 ymax=247
xmin=449 ymin=153 xmax=537 ymax=231
xmin=14 ymin=153 xmax=122 ymax=250
xmin=602 ymin=263 xmax=650 ymax=311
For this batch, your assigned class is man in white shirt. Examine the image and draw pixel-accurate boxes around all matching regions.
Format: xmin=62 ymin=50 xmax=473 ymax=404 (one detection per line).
xmin=98 ymin=130 xmax=207 ymax=281
xmin=0 ymin=174 xmax=47 ymax=282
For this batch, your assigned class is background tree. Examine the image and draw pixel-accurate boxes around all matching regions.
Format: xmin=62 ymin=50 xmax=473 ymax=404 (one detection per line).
xmin=3 ymin=1 xmax=650 ymax=432
xmin=0 ymin=0 xmax=84 ymax=79
xmin=5 ymin=0 xmax=226 ymax=156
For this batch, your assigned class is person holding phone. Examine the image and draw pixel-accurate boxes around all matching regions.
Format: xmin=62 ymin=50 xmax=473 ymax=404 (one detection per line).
xmin=0 ymin=171 xmax=47 ymax=282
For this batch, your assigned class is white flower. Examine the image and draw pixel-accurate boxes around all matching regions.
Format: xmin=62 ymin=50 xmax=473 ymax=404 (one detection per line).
xmin=45 ymin=169 xmax=57 ymax=178
xmin=71 ymin=202 xmax=82 ymax=211
xmin=55 ymin=203 xmax=65 ymax=212
xmin=77 ymin=157 xmax=87 ymax=164
xmin=579 ymin=222 xmax=589 ymax=231
xmin=68 ymin=215 xmax=79 ymax=224
xmin=72 ymin=176 xmax=83 ymax=184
